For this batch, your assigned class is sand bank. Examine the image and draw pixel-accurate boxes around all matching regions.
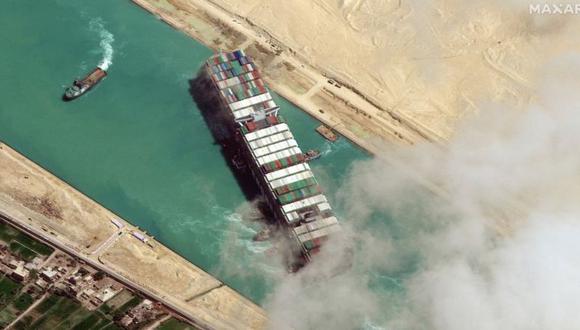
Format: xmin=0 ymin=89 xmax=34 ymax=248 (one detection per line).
xmin=131 ymin=0 xmax=580 ymax=154
xmin=0 ymin=142 xmax=267 ymax=329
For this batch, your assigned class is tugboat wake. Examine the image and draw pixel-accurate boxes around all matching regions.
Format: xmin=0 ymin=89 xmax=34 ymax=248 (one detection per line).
xmin=63 ymin=18 xmax=114 ymax=101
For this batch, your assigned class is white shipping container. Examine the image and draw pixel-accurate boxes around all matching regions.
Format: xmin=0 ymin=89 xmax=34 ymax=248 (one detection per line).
xmin=270 ymin=171 xmax=313 ymax=189
xmin=285 ymin=211 xmax=300 ymax=223
xmin=244 ymin=124 xmax=288 ymax=142
xmin=253 ymin=139 xmax=298 ymax=158
xmin=282 ymin=194 xmax=327 ymax=213
xmin=249 ymin=131 xmax=294 ymax=149
xmin=229 ymin=92 xmax=272 ymax=111
xmin=297 ymin=224 xmax=341 ymax=243
xmin=293 ymin=217 xmax=339 ymax=236
xmin=217 ymin=76 xmax=241 ymax=89
xmin=257 ymin=147 xmax=302 ymax=165
xmin=266 ymin=163 xmax=310 ymax=182
xmin=317 ymin=202 xmax=332 ymax=212
xmin=233 ymin=108 xmax=253 ymax=120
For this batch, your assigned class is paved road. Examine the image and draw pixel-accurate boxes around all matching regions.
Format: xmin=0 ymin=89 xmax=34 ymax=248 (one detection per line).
xmin=91 ymin=227 xmax=127 ymax=256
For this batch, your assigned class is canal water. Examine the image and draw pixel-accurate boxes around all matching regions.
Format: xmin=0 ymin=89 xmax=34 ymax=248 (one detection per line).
xmin=0 ymin=0 xmax=371 ymax=303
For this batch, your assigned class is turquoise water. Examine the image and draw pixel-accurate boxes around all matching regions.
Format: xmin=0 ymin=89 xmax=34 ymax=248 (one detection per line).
xmin=0 ymin=0 xmax=369 ymax=303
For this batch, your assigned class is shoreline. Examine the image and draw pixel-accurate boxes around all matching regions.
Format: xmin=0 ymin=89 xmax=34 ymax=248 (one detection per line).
xmin=130 ymin=0 xmax=442 ymax=156
xmin=0 ymin=142 xmax=267 ymax=329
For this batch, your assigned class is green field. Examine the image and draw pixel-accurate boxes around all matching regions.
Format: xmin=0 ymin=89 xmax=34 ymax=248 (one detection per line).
xmin=30 ymin=295 xmax=83 ymax=329
xmin=0 ymin=287 xmax=155 ymax=330
xmin=12 ymin=293 xmax=34 ymax=311
xmin=12 ymin=315 xmax=34 ymax=330
xmin=0 ymin=292 xmax=36 ymax=324
xmin=0 ymin=276 xmax=22 ymax=307
xmin=101 ymin=289 xmax=133 ymax=312
xmin=0 ymin=308 xmax=16 ymax=327
xmin=0 ymin=223 xmax=167 ymax=329
xmin=13 ymin=292 xmax=143 ymax=330
xmin=112 ymin=296 xmax=141 ymax=320
xmin=0 ymin=221 xmax=53 ymax=261
xmin=0 ymin=277 xmax=25 ymax=327
xmin=17 ymin=295 xmax=119 ymax=330
xmin=158 ymin=317 xmax=197 ymax=330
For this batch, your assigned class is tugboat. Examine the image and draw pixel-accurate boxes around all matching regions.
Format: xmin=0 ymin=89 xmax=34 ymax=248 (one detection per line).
xmin=316 ymin=125 xmax=338 ymax=142
xmin=304 ymin=149 xmax=321 ymax=161
xmin=63 ymin=67 xmax=107 ymax=101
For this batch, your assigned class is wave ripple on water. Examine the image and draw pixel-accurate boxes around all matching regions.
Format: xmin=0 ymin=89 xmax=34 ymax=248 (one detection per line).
xmin=89 ymin=18 xmax=114 ymax=71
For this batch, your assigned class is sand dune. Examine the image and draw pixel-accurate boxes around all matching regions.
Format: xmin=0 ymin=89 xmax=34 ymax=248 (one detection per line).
xmin=133 ymin=0 xmax=580 ymax=150
xmin=210 ymin=0 xmax=580 ymax=140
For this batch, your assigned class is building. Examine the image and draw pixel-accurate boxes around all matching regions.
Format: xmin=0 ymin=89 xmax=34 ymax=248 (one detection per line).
xmin=40 ymin=269 xmax=58 ymax=282
xmin=131 ymin=231 xmax=148 ymax=243
xmin=111 ymin=218 xmax=124 ymax=229
xmin=97 ymin=287 xmax=118 ymax=303
xmin=11 ymin=266 xmax=29 ymax=282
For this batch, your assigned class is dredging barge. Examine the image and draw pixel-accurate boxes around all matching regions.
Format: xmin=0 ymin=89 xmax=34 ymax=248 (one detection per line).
xmin=63 ymin=66 xmax=107 ymax=100
xmin=203 ymin=50 xmax=340 ymax=266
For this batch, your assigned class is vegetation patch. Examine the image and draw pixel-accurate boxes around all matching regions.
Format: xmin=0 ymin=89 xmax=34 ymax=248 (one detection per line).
xmin=9 ymin=241 xmax=37 ymax=261
xmin=0 ymin=277 xmax=22 ymax=308
xmin=103 ymin=289 xmax=133 ymax=311
xmin=12 ymin=315 xmax=34 ymax=330
xmin=35 ymin=294 xmax=59 ymax=314
xmin=113 ymin=296 xmax=142 ymax=320
xmin=0 ymin=221 xmax=53 ymax=260
xmin=12 ymin=292 xmax=34 ymax=311
xmin=0 ymin=308 xmax=17 ymax=328
xmin=158 ymin=317 xmax=197 ymax=330
xmin=29 ymin=295 xmax=82 ymax=329
xmin=0 ymin=292 xmax=35 ymax=328
xmin=99 ymin=322 xmax=122 ymax=330
xmin=23 ymin=293 xmax=122 ymax=330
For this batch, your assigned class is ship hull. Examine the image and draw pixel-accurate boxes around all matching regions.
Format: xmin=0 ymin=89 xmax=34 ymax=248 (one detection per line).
xmin=63 ymin=67 xmax=107 ymax=101
xmin=62 ymin=86 xmax=92 ymax=101
xmin=201 ymin=51 xmax=344 ymax=270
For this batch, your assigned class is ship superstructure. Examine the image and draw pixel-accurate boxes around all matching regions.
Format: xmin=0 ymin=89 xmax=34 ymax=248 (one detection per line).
xmin=63 ymin=67 xmax=107 ymax=100
xmin=204 ymin=50 xmax=340 ymax=264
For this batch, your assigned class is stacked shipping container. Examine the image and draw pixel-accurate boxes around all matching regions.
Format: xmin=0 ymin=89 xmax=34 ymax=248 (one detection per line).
xmin=205 ymin=50 xmax=341 ymax=261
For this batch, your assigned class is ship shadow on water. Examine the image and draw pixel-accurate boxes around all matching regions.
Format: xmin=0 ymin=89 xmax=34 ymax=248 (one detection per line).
xmin=187 ymin=69 xmax=350 ymax=272
xmin=188 ymin=71 xmax=266 ymax=211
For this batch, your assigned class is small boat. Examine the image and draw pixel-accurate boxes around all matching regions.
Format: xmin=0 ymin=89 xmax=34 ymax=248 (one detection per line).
xmin=304 ymin=149 xmax=321 ymax=161
xmin=316 ymin=125 xmax=337 ymax=142
xmin=63 ymin=67 xmax=107 ymax=101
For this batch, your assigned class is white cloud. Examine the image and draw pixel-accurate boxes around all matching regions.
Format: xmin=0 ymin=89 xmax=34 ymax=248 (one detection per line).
xmin=264 ymin=53 xmax=580 ymax=330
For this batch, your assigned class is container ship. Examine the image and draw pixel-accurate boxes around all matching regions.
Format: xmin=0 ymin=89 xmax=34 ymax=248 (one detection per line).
xmin=203 ymin=50 xmax=341 ymax=267
xmin=63 ymin=67 xmax=107 ymax=101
